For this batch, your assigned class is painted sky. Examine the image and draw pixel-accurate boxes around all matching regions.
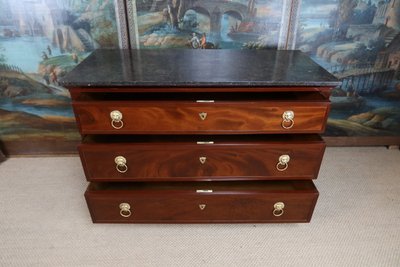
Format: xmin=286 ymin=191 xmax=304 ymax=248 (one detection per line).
xmin=300 ymin=4 xmax=337 ymax=17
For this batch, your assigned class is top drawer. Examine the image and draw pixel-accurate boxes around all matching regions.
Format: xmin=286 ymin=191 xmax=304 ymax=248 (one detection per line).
xmin=72 ymin=92 xmax=330 ymax=135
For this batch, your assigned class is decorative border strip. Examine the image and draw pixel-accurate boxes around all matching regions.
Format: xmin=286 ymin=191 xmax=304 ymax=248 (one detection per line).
xmin=278 ymin=0 xmax=291 ymax=49
xmin=126 ymin=0 xmax=140 ymax=49
xmin=278 ymin=0 xmax=301 ymax=49
xmin=114 ymin=0 xmax=130 ymax=48
xmin=286 ymin=0 xmax=301 ymax=49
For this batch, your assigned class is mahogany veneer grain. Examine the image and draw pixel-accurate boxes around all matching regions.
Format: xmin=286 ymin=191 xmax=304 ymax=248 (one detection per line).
xmin=85 ymin=180 xmax=319 ymax=223
xmin=61 ymin=49 xmax=338 ymax=224
xmin=79 ymin=135 xmax=325 ymax=181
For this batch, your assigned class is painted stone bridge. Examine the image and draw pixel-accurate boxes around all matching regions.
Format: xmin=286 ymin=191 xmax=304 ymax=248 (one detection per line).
xmin=179 ymin=0 xmax=249 ymax=38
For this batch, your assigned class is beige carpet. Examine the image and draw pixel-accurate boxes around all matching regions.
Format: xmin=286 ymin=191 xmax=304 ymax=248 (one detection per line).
xmin=0 ymin=147 xmax=399 ymax=266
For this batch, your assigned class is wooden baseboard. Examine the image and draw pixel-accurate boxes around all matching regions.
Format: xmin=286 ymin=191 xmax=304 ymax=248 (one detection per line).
xmin=1 ymin=140 xmax=79 ymax=156
xmin=323 ymin=136 xmax=400 ymax=147
xmin=0 ymin=149 xmax=6 ymax=162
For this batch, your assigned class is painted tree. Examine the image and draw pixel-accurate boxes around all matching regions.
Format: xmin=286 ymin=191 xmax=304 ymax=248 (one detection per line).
xmin=247 ymin=0 xmax=257 ymax=18
xmin=167 ymin=0 xmax=187 ymax=29
xmin=0 ymin=44 xmax=6 ymax=64
xmin=333 ymin=0 xmax=357 ymax=40
xmin=136 ymin=0 xmax=162 ymax=12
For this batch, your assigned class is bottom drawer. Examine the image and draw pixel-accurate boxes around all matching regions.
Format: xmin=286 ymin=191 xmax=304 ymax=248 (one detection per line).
xmin=85 ymin=181 xmax=319 ymax=223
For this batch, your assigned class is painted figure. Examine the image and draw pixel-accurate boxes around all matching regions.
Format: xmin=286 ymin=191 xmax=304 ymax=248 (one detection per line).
xmin=41 ymin=51 xmax=48 ymax=60
xmin=72 ymin=53 xmax=78 ymax=64
xmin=189 ymin=33 xmax=200 ymax=49
xmin=200 ymin=33 xmax=206 ymax=49
xmin=42 ymin=73 xmax=50 ymax=85
xmin=47 ymin=45 xmax=52 ymax=56
xmin=50 ymin=70 xmax=58 ymax=85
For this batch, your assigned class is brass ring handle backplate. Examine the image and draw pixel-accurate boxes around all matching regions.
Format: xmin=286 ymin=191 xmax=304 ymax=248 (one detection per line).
xmin=110 ymin=110 xmax=124 ymax=129
xmin=115 ymin=156 xmax=128 ymax=173
xmin=273 ymin=202 xmax=285 ymax=217
xmin=119 ymin=203 xmax=132 ymax=217
xmin=276 ymin=154 xmax=290 ymax=172
xmin=281 ymin=110 xmax=294 ymax=129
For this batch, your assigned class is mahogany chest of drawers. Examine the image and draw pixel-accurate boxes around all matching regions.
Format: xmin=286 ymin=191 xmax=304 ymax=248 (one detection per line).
xmin=61 ymin=49 xmax=340 ymax=223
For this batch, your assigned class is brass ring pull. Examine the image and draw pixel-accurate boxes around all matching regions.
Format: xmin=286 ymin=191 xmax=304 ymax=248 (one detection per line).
xmin=115 ymin=156 xmax=128 ymax=173
xmin=276 ymin=154 xmax=290 ymax=172
xmin=119 ymin=203 xmax=132 ymax=218
xmin=273 ymin=202 xmax=285 ymax=217
xmin=110 ymin=110 xmax=124 ymax=129
xmin=281 ymin=110 xmax=294 ymax=129
xmin=111 ymin=120 xmax=124 ymax=129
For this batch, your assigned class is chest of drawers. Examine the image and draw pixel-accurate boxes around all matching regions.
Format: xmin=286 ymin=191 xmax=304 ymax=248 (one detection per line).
xmin=61 ymin=49 xmax=340 ymax=223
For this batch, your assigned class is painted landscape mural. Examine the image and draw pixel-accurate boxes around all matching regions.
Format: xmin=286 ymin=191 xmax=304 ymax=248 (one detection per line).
xmin=136 ymin=0 xmax=284 ymax=49
xmin=1 ymin=0 xmax=400 ymax=154
xmin=0 ymin=0 xmax=119 ymax=147
xmin=296 ymin=0 xmax=400 ymax=137
xmin=136 ymin=0 xmax=400 ymax=138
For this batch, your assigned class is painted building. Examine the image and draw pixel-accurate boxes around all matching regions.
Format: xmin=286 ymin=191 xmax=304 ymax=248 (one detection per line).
xmin=375 ymin=33 xmax=400 ymax=77
xmin=372 ymin=0 xmax=400 ymax=30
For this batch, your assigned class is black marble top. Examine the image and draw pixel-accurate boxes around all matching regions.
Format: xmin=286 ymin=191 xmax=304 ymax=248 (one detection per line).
xmin=60 ymin=49 xmax=340 ymax=87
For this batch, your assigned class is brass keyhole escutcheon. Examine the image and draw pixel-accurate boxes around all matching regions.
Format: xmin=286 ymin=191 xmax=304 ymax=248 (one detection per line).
xmin=199 ymin=156 xmax=207 ymax=164
xmin=199 ymin=204 xmax=206 ymax=210
xmin=199 ymin=112 xmax=207 ymax=120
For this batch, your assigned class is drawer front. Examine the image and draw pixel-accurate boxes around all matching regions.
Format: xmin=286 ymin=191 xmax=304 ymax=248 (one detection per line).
xmin=85 ymin=181 xmax=319 ymax=223
xmin=79 ymin=141 xmax=326 ymax=181
xmin=73 ymin=102 xmax=329 ymax=134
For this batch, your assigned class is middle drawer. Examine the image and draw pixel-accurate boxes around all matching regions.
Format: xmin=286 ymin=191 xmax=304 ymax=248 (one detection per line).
xmin=79 ymin=135 xmax=325 ymax=182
